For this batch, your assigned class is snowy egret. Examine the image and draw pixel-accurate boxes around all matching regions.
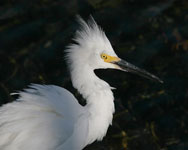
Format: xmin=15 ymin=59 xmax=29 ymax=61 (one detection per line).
xmin=0 ymin=16 xmax=163 ymax=150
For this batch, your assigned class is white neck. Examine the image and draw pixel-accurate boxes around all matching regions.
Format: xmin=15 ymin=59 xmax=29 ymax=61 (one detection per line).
xmin=70 ymin=64 xmax=115 ymax=145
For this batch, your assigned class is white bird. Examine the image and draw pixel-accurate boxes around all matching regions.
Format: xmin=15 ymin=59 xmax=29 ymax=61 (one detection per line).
xmin=0 ymin=16 xmax=163 ymax=150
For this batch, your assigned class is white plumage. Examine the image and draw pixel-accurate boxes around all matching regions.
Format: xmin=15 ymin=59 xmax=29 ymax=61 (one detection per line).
xmin=0 ymin=16 xmax=162 ymax=150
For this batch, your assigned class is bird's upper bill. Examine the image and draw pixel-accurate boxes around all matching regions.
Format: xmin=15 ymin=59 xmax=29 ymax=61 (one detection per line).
xmin=101 ymin=53 xmax=163 ymax=83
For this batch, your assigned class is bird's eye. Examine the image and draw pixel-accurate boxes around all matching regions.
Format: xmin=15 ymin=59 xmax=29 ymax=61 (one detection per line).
xmin=101 ymin=54 xmax=108 ymax=60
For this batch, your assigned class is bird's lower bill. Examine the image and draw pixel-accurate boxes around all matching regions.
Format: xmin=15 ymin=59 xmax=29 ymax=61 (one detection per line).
xmin=112 ymin=59 xmax=163 ymax=83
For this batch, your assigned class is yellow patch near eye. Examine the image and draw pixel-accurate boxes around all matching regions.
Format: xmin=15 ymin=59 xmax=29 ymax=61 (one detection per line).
xmin=101 ymin=53 xmax=120 ymax=63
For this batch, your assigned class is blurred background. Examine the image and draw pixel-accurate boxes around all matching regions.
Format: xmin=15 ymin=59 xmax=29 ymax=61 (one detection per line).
xmin=0 ymin=0 xmax=187 ymax=150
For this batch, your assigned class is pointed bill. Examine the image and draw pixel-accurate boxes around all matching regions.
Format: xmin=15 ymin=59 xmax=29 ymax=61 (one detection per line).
xmin=112 ymin=59 xmax=163 ymax=83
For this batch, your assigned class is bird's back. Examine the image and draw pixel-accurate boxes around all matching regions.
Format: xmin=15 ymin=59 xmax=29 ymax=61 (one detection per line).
xmin=0 ymin=84 xmax=87 ymax=150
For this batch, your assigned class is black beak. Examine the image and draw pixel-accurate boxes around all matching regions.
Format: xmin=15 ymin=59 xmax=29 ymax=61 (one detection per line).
xmin=113 ymin=59 xmax=163 ymax=83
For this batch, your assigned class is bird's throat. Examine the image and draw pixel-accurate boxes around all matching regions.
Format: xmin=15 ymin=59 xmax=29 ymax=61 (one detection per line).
xmin=71 ymin=66 xmax=115 ymax=144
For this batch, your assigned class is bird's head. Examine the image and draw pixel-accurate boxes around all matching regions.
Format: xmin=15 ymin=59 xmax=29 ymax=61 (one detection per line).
xmin=66 ymin=16 xmax=163 ymax=83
